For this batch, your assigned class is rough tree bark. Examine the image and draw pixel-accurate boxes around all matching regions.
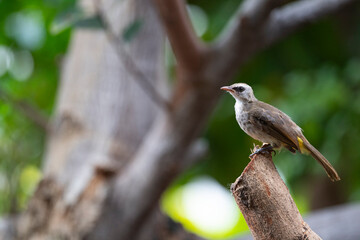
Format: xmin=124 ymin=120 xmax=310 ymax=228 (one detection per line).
xmin=231 ymin=148 xmax=321 ymax=240
xmin=237 ymin=203 xmax=360 ymax=240
xmin=0 ymin=0 xmax=358 ymax=239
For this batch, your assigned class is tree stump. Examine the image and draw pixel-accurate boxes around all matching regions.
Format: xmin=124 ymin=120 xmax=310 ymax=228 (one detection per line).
xmin=231 ymin=148 xmax=322 ymax=240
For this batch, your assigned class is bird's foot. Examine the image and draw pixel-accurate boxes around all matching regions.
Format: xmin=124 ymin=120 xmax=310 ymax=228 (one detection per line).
xmin=249 ymin=144 xmax=275 ymax=158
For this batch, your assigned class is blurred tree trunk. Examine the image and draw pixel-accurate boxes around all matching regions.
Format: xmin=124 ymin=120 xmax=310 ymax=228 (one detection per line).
xmin=16 ymin=0 xmax=171 ymax=238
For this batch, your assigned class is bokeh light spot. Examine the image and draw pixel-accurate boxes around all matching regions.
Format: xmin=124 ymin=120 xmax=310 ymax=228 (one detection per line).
xmin=5 ymin=10 xmax=46 ymax=50
xmin=9 ymin=50 xmax=34 ymax=81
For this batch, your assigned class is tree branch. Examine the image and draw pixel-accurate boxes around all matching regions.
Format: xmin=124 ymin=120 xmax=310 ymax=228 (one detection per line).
xmin=237 ymin=203 xmax=360 ymax=240
xmin=262 ymin=0 xmax=356 ymax=46
xmin=212 ymin=0 xmax=284 ymax=74
xmin=231 ymin=147 xmax=321 ymax=240
xmin=218 ymin=0 xmax=285 ymax=51
xmin=95 ymin=0 xmax=170 ymax=110
xmin=136 ymin=207 xmax=204 ymax=240
xmin=238 ymin=0 xmax=284 ymax=28
xmin=152 ymin=0 xmax=208 ymax=71
xmin=0 ymin=89 xmax=49 ymax=132
xmin=212 ymin=0 xmax=356 ymax=80
xmin=89 ymin=114 xmax=211 ymax=240
xmin=180 ymin=138 xmax=208 ymax=171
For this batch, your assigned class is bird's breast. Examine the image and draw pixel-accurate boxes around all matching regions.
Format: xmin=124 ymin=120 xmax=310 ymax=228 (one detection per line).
xmin=236 ymin=112 xmax=252 ymax=134
xmin=236 ymin=111 xmax=280 ymax=145
xmin=235 ymin=101 xmax=268 ymax=142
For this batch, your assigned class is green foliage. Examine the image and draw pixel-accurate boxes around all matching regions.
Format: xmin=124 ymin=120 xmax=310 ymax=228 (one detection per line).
xmin=51 ymin=6 xmax=104 ymax=35
xmin=0 ymin=0 xmax=74 ymax=214
xmin=74 ymin=15 xmax=103 ymax=29
xmin=50 ymin=6 xmax=84 ymax=34
xmin=122 ymin=19 xmax=143 ymax=42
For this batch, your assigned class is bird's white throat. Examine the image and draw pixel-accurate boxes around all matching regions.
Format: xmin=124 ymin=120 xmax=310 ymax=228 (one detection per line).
xmin=234 ymin=100 xmax=243 ymax=119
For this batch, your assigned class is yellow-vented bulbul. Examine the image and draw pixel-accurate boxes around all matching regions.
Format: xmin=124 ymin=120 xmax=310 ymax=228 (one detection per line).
xmin=221 ymin=83 xmax=340 ymax=182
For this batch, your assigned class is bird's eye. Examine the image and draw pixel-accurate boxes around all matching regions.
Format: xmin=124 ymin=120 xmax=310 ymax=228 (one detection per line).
xmin=233 ymin=86 xmax=245 ymax=92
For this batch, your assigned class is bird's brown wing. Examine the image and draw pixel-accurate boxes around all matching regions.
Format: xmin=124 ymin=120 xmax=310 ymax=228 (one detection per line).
xmin=249 ymin=107 xmax=299 ymax=150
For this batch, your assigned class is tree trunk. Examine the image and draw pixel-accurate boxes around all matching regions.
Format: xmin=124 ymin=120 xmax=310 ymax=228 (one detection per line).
xmin=17 ymin=0 xmax=166 ymax=238
xmin=231 ymin=149 xmax=321 ymax=240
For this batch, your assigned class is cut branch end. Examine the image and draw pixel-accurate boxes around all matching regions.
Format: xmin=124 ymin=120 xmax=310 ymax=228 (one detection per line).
xmin=232 ymin=148 xmax=322 ymax=240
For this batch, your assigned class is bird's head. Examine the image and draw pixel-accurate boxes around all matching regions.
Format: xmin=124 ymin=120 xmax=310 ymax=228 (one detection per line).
xmin=221 ymin=83 xmax=256 ymax=103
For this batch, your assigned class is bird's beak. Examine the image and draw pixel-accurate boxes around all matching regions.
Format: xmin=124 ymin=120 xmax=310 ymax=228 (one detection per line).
xmin=220 ymin=86 xmax=235 ymax=93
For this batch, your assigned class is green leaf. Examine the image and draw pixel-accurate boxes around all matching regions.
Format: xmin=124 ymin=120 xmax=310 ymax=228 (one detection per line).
xmin=122 ymin=20 xmax=143 ymax=42
xmin=51 ymin=7 xmax=103 ymax=35
xmin=187 ymin=5 xmax=208 ymax=37
xmin=50 ymin=6 xmax=85 ymax=34
xmin=74 ymin=15 xmax=104 ymax=29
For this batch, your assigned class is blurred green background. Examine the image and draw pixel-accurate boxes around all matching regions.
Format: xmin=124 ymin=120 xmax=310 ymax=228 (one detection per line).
xmin=0 ymin=0 xmax=359 ymax=239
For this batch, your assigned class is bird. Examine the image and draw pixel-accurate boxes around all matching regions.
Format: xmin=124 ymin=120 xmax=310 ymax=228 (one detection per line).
xmin=221 ymin=83 xmax=340 ymax=182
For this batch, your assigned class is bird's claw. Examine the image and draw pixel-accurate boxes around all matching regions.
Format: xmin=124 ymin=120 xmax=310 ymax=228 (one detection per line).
xmin=249 ymin=144 xmax=275 ymax=158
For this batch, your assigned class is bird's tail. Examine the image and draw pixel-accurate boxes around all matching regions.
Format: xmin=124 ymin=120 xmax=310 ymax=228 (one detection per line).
xmin=299 ymin=138 xmax=340 ymax=182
